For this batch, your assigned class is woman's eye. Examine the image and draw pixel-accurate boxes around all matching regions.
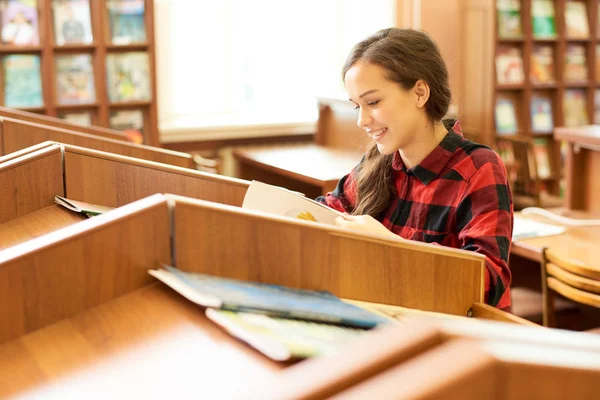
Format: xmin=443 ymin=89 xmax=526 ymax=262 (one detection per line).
xmin=367 ymin=100 xmax=379 ymax=106
xmin=353 ymin=104 xmax=360 ymax=110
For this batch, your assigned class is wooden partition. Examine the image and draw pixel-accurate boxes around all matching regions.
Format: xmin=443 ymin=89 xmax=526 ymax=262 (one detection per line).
xmin=0 ymin=194 xmax=170 ymax=344
xmin=0 ymin=145 xmax=63 ymax=224
xmin=62 ymin=144 xmax=248 ymax=207
xmin=169 ymin=194 xmax=485 ymax=316
xmin=255 ymin=319 xmax=600 ymax=400
xmin=0 ymin=117 xmax=194 ymax=169
xmin=0 ymin=106 xmax=127 ymax=141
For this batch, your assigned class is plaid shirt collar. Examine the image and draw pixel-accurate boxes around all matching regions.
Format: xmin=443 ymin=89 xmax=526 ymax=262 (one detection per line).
xmin=391 ymin=126 xmax=462 ymax=186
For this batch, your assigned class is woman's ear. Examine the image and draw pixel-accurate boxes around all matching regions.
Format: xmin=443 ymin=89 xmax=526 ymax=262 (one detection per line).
xmin=414 ymin=80 xmax=430 ymax=109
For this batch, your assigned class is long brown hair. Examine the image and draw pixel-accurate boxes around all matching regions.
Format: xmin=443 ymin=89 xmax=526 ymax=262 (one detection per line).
xmin=343 ymin=28 xmax=451 ymax=218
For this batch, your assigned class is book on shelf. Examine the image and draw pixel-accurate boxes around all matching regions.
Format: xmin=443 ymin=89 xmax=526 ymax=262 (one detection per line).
xmin=496 ymin=140 xmax=515 ymax=166
xmin=105 ymin=51 xmax=151 ymax=102
xmin=530 ymin=45 xmax=555 ymax=84
xmin=564 ymin=1 xmax=589 ymax=39
xmin=495 ymin=45 xmax=524 ymax=85
xmin=563 ymin=89 xmax=588 ymax=127
xmin=106 ymin=0 xmax=146 ymax=45
xmin=532 ymin=138 xmax=551 ymax=179
xmin=54 ymin=195 xmax=114 ymax=217
xmin=495 ymin=97 xmax=518 ymax=135
xmin=242 ymin=180 xmax=343 ymax=225
xmin=564 ymin=44 xmax=588 ymax=82
xmin=531 ymin=0 xmax=557 ymax=39
xmin=530 ymin=95 xmax=553 ymax=133
xmin=59 ymin=111 xmax=92 ymax=126
xmin=148 ymin=265 xmax=390 ymax=329
xmin=2 ymin=54 xmax=43 ymax=108
xmin=206 ymin=309 xmax=369 ymax=361
xmin=109 ymin=109 xmax=144 ymax=144
xmin=0 ymin=0 xmax=39 ymax=45
xmin=51 ymin=0 xmax=93 ymax=45
xmin=55 ymin=53 xmax=96 ymax=104
xmin=496 ymin=0 xmax=522 ymax=39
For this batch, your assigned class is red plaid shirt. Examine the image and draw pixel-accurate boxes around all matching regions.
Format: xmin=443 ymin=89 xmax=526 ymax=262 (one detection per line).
xmin=317 ymin=121 xmax=513 ymax=309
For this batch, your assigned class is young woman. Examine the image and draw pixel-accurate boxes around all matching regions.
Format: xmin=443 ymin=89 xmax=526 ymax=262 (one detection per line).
xmin=318 ymin=28 xmax=513 ymax=310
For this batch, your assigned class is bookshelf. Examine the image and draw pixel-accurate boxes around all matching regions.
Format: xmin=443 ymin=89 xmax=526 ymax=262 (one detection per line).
xmin=462 ymin=0 xmax=600 ymax=208
xmin=0 ymin=0 xmax=159 ymax=146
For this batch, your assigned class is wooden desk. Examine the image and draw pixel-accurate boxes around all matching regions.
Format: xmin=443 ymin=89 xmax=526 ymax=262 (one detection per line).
xmin=0 ymin=205 xmax=85 ymax=251
xmin=234 ymin=144 xmax=361 ymax=198
xmin=511 ymin=209 xmax=600 ymax=266
xmin=555 ymin=125 xmax=600 ymax=212
xmin=0 ymin=283 xmax=282 ymax=398
xmin=257 ymin=318 xmax=600 ymax=400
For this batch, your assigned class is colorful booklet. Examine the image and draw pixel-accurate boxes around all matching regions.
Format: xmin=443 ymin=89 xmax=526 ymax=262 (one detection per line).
xmin=54 ymin=195 xmax=114 ymax=217
xmin=242 ymin=180 xmax=343 ymax=225
xmin=206 ymin=309 xmax=368 ymax=361
xmin=149 ymin=265 xmax=389 ymax=329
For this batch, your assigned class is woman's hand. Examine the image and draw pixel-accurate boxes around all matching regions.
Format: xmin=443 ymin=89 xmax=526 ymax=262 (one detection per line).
xmin=335 ymin=213 xmax=401 ymax=240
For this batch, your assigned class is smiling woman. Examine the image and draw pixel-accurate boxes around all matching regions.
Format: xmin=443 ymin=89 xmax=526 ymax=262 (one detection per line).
xmin=317 ymin=28 xmax=515 ymax=311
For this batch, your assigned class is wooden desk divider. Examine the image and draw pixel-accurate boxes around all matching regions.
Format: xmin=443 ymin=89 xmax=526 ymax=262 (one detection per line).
xmin=0 ymin=144 xmax=87 ymax=250
xmin=0 ymin=141 xmax=56 ymax=164
xmin=168 ymin=194 xmax=486 ymax=316
xmin=0 ymin=106 xmax=127 ymax=142
xmin=255 ymin=319 xmax=600 ymax=400
xmin=0 ymin=145 xmax=64 ymax=225
xmin=0 ymin=117 xmax=195 ymax=169
xmin=0 ymin=194 xmax=171 ymax=345
xmin=61 ymin=143 xmax=248 ymax=207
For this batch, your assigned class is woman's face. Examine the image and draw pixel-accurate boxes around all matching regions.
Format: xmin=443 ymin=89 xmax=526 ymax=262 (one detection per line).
xmin=345 ymin=61 xmax=426 ymax=155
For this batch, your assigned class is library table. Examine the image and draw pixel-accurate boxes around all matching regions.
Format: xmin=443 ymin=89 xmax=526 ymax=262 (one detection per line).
xmin=0 ymin=283 xmax=284 ymax=398
xmin=233 ymin=143 xmax=361 ymax=198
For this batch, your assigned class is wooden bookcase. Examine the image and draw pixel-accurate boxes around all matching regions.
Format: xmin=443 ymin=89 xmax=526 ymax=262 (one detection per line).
xmin=462 ymin=0 xmax=600 ymax=208
xmin=0 ymin=0 xmax=159 ymax=146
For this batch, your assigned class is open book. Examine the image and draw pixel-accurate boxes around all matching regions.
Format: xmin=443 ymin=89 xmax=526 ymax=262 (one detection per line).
xmin=242 ymin=181 xmax=343 ymax=225
xmin=54 ymin=195 xmax=114 ymax=217
xmin=148 ymin=265 xmax=389 ymax=329
xmin=206 ymin=309 xmax=368 ymax=361
xmin=513 ymin=216 xmax=566 ymax=240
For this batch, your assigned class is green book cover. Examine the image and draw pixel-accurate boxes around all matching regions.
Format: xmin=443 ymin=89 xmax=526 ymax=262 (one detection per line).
xmin=206 ymin=309 xmax=369 ymax=361
xmin=496 ymin=0 xmax=522 ymax=38
xmin=532 ymin=0 xmax=557 ymax=38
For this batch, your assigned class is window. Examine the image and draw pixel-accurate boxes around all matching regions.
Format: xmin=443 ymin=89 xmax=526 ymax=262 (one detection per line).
xmin=155 ymin=0 xmax=396 ymax=140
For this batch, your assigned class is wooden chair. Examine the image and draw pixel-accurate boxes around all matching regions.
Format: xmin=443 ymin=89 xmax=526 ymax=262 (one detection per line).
xmin=541 ymin=246 xmax=600 ymax=328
